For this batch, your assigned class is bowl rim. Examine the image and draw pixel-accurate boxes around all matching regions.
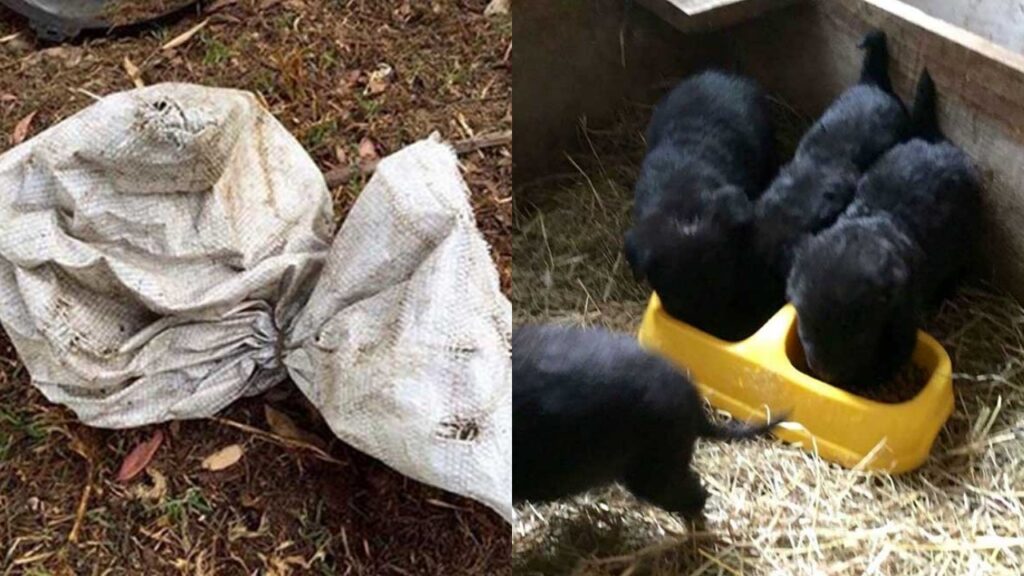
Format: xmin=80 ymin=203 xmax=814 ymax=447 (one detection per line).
xmin=643 ymin=293 xmax=953 ymax=410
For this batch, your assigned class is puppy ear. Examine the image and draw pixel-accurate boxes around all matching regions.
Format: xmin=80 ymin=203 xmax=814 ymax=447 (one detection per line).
xmin=710 ymin=185 xmax=754 ymax=229
xmin=624 ymin=228 xmax=651 ymax=282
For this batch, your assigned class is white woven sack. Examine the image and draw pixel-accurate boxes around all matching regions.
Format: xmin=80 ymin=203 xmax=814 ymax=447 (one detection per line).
xmin=0 ymin=83 xmax=512 ymax=521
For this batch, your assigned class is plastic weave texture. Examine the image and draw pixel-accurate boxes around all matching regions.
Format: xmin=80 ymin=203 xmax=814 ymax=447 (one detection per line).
xmin=0 ymin=83 xmax=512 ymax=521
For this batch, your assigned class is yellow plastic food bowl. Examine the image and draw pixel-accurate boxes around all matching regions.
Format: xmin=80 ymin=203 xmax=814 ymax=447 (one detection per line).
xmin=637 ymin=294 xmax=954 ymax=473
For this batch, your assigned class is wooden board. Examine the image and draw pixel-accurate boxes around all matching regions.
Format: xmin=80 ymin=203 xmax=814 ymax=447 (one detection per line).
xmin=900 ymin=0 xmax=1024 ymax=54
xmin=637 ymin=0 xmax=797 ymax=32
xmin=660 ymin=0 xmax=767 ymax=15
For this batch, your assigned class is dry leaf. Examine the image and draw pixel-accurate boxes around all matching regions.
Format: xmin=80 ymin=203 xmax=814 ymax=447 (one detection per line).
xmin=364 ymin=63 xmax=394 ymax=96
xmin=334 ymin=145 xmax=348 ymax=165
xmin=265 ymin=404 xmax=303 ymax=441
xmin=117 ymin=429 xmax=165 ymax=482
xmin=358 ymin=137 xmax=380 ymax=165
xmin=162 ymin=18 xmax=210 ymax=51
xmin=11 ymin=111 xmax=36 ymax=146
xmin=264 ymin=405 xmax=326 ymax=449
xmin=201 ymin=444 xmax=244 ymax=471
xmin=123 ymin=57 xmax=144 ymax=88
xmin=0 ymin=32 xmax=20 ymax=44
xmin=344 ymin=70 xmax=362 ymax=88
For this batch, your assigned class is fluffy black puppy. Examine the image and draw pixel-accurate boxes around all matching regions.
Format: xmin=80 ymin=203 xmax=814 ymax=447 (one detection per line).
xmin=625 ymin=70 xmax=776 ymax=340
xmin=787 ymin=71 xmax=981 ymax=390
xmin=513 ymin=324 xmax=782 ymax=518
xmin=753 ymin=31 xmax=910 ymax=308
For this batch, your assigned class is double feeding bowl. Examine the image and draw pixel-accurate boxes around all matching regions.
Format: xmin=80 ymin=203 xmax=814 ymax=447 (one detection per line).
xmin=638 ymin=294 xmax=954 ymax=473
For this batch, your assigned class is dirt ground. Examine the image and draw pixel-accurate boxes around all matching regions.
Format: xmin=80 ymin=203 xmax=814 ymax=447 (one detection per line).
xmin=0 ymin=1 xmax=511 ymax=574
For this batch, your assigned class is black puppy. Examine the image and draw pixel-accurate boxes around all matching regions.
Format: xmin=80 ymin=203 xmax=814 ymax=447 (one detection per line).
xmin=625 ymin=70 xmax=776 ymax=340
xmin=753 ymin=31 xmax=910 ymax=310
xmin=513 ymin=324 xmax=782 ymax=518
xmin=787 ymin=71 xmax=981 ymax=390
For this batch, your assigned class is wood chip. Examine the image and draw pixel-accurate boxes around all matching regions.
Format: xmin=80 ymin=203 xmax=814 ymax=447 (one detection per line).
xmin=162 ymin=18 xmax=210 ymax=51
xmin=123 ymin=57 xmax=145 ymax=88
xmin=456 ymin=112 xmax=475 ymax=138
xmin=201 ymin=444 xmax=245 ymax=471
xmin=484 ymin=0 xmax=510 ymax=16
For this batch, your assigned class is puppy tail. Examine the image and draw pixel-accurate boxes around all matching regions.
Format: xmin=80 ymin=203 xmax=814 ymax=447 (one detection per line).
xmin=911 ymin=69 xmax=942 ymax=142
xmin=698 ymin=410 xmax=787 ymax=441
xmin=858 ymin=30 xmax=893 ymax=93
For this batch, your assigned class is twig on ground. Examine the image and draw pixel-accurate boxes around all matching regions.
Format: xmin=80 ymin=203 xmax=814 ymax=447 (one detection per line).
xmin=210 ymin=417 xmax=345 ymax=465
xmin=68 ymin=479 xmax=93 ymax=543
xmin=161 ymin=18 xmax=210 ymax=51
xmin=67 ymin=428 xmax=99 ymax=542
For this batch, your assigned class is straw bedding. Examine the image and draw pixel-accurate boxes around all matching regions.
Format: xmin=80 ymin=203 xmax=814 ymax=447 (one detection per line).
xmin=512 ymin=111 xmax=1024 ymax=575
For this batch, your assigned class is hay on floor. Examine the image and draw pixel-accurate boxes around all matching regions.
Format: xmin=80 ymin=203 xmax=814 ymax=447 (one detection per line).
xmin=512 ymin=116 xmax=1024 ymax=575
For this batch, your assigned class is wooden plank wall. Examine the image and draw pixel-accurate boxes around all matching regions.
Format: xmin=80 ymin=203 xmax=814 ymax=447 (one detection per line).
xmin=718 ymin=0 xmax=1024 ymax=297
xmin=517 ymin=0 xmax=1024 ymax=299
xmin=637 ymin=0 xmax=798 ymax=32
xmin=513 ymin=0 xmax=726 ymax=187
xmin=901 ymin=0 xmax=1024 ymax=54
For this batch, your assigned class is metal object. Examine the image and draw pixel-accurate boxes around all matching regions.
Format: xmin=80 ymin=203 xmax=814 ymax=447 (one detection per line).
xmin=0 ymin=0 xmax=198 ymax=42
